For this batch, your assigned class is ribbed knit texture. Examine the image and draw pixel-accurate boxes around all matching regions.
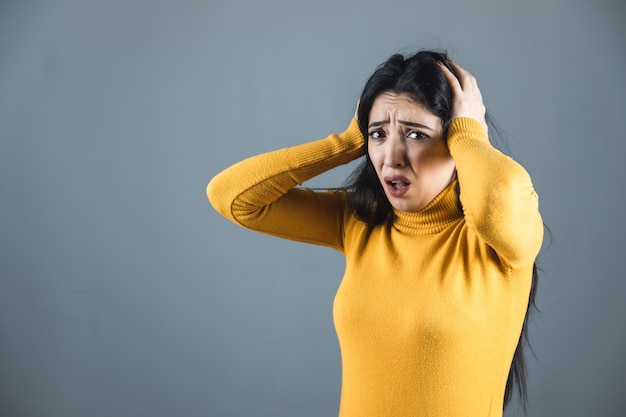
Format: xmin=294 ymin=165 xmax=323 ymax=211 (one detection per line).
xmin=207 ymin=117 xmax=543 ymax=417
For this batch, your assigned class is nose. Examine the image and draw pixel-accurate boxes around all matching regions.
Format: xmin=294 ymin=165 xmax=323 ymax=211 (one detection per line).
xmin=384 ymin=136 xmax=407 ymax=168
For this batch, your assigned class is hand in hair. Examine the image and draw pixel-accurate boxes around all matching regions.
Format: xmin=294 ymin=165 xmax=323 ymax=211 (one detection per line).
xmin=438 ymin=61 xmax=488 ymax=136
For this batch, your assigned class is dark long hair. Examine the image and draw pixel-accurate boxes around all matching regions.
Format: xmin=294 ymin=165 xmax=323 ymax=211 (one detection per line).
xmin=346 ymin=50 xmax=539 ymax=411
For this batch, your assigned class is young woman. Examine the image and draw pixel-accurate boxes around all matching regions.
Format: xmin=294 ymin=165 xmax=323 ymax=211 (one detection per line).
xmin=207 ymin=50 xmax=544 ymax=417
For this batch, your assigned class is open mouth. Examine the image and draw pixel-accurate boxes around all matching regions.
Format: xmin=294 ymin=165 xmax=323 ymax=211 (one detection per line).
xmin=384 ymin=176 xmax=411 ymax=197
xmin=388 ymin=180 xmax=409 ymax=190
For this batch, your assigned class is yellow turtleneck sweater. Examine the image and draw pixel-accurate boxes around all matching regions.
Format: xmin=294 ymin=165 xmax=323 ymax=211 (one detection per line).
xmin=207 ymin=117 xmax=543 ymax=417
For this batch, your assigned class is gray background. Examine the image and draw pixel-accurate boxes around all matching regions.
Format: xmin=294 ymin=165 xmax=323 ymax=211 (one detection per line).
xmin=1 ymin=0 xmax=625 ymax=416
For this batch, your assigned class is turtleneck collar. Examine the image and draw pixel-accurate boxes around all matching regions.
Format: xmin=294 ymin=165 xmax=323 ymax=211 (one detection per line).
xmin=391 ymin=179 xmax=463 ymax=235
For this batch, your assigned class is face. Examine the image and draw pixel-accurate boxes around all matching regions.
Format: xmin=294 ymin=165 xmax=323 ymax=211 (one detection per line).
xmin=367 ymin=92 xmax=456 ymax=213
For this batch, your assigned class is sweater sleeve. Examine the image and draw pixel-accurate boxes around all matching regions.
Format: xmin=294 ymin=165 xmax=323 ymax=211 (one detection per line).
xmin=447 ymin=118 xmax=543 ymax=269
xmin=207 ymin=119 xmax=365 ymax=251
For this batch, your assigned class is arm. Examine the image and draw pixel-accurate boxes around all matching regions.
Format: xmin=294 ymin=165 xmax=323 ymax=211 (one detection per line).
xmin=439 ymin=62 xmax=543 ymax=268
xmin=207 ymin=119 xmax=365 ymax=250
xmin=447 ymin=118 xmax=543 ymax=268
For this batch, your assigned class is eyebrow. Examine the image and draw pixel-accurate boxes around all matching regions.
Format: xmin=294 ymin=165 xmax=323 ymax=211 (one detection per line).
xmin=368 ymin=120 xmax=434 ymax=131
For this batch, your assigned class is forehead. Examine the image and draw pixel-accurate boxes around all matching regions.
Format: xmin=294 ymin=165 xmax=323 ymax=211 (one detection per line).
xmin=369 ymin=92 xmax=441 ymax=127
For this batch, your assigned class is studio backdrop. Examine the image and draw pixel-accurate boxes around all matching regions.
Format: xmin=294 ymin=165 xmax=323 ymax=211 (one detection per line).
xmin=1 ymin=0 xmax=625 ymax=416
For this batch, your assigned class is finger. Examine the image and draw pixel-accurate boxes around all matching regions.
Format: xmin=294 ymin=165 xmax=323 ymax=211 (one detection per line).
xmin=449 ymin=61 xmax=480 ymax=94
xmin=447 ymin=61 xmax=471 ymax=90
xmin=437 ymin=61 xmax=462 ymax=94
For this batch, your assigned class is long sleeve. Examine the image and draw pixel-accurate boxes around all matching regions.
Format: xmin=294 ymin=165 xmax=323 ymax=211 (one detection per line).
xmin=447 ymin=118 xmax=543 ymax=268
xmin=207 ymin=119 xmax=365 ymax=250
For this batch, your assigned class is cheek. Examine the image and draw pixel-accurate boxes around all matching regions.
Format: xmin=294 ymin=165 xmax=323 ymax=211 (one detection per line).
xmin=367 ymin=145 xmax=382 ymax=167
xmin=407 ymin=148 xmax=430 ymax=168
xmin=412 ymin=144 xmax=452 ymax=168
xmin=367 ymin=149 xmax=386 ymax=184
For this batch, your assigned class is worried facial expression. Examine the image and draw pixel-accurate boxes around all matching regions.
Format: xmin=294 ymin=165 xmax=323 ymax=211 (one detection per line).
xmin=367 ymin=92 xmax=456 ymax=213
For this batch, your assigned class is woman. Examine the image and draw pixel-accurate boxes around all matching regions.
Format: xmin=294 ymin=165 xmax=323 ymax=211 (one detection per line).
xmin=207 ymin=50 xmax=543 ymax=417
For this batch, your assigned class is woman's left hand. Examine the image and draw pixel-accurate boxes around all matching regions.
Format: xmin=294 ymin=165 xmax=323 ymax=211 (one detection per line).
xmin=438 ymin=61 xmax=488 ymax=136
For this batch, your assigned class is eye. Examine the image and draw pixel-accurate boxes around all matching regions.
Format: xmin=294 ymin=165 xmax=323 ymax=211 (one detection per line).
xmin=368 ymin=130 xmax=385 ymax=140
xmin=407 ymin=131 xmax=429 ymax=140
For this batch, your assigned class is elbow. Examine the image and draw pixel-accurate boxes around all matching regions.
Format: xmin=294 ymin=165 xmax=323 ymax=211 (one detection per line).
xmin=206 ymin=175 xmax=232 ymax=219
xmin=206 ymin=178 xmax=216 ymax=208
xmin=206 ymin=172 xmax=255 ymax=226
xmin=511 ymin=203 xmax=545 ymax=268
xmin=474 ymin=174 xmax=543 ymax=268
